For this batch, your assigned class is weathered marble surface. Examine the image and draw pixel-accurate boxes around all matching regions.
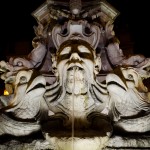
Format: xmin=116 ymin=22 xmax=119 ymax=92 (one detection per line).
xmin=0 ymin=135 xmax=150 ymax=150
xmin=0 ymin=0 xmax=150 ymax=150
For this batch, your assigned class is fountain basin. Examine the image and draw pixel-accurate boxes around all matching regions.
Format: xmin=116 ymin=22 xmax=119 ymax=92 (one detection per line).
xmin=43 ymin=130 xmax=110 ymax=150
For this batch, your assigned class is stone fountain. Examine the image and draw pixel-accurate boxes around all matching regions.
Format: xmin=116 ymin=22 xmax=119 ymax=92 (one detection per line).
xmin=0 ymin=0 xmax=150 ymax=149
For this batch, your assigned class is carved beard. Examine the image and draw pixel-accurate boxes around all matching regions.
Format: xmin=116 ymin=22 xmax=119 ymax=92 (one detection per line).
xmin=65 ymin=66 xmax=88 ymax=95
xmin=61 ymin=62 xmax=94 ymax=95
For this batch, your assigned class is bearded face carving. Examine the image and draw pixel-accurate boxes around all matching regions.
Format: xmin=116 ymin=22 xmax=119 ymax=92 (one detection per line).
xmin=52 ymin=40 xmax=101 ymax=95
xmin=47 ymin=40 xmax=112 ymax=139
xmin=1 ymin=1 xmax=150 ymax=149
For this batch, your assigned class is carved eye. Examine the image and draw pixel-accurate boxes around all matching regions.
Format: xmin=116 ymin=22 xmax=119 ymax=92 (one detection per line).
xmin=17 ymin=61 xmax=23 ymax=66
xmin=84 ymin=26 xmax=92 ymax=35
xmin=20 ymin=76 xmax=27 ymax=84
xmin=78 ymin=45 xmax=90 ymax=53
xmin=60 ymin=22 xmax=68 ymax=35
xmin=60 ymin=46 xmax=71 ymax=55
xmin=144 ymin=66 xmax=150 ymax=72
xmin=128 ymin=74 xmax=133 ymax=79
xmin=61 ymin=28 xmax=68 ymax=35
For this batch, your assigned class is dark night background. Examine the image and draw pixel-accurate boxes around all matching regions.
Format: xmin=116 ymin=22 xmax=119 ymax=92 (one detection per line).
xmin=0 ymin=0 xmax=149 ymax=94
xmin=0 ymin=0 xmax=150 ymax=59
xmin=0 ymin=0 xmax=45 ymax=61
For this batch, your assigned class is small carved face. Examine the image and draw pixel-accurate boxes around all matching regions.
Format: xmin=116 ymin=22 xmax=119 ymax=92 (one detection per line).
xmin=52 ymin=20 xmax=101 ymax=49
xmin=53 ymin=40 xmax=100 ymax=94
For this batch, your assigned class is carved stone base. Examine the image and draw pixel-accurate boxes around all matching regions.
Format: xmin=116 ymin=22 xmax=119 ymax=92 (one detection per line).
xmin=45 ymin=135 xmax=109 ymax=150
xmin=1 ymin=134 xmax=150 ymax=150
xmin=106 ymin=135 xmax=150 ymax=149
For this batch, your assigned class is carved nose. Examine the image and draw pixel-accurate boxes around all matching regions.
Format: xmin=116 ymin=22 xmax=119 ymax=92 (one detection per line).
xmin=70 ymin=53 xmax=81 ymax=61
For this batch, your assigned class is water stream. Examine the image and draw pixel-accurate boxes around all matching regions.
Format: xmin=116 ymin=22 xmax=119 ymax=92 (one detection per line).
xmin=71 ymin=67 xmax=76 ymax=150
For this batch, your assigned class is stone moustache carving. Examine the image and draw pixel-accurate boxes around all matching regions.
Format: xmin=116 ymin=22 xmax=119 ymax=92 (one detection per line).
xmin=0 ymin=0 xmax=150 ymax=149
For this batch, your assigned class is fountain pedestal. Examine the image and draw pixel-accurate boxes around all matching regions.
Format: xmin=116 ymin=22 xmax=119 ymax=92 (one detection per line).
xmin=44 ymin=130 xmax=110 ymax=150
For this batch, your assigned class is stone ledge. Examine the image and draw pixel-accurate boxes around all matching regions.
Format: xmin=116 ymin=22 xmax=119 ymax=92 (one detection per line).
xmin=106 ymin=135 xmax=150 ymax=149
xmin=0 ymin=135 xmax=150 ymax=150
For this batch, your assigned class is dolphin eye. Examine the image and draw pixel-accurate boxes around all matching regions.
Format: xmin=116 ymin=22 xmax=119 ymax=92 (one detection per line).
xmin=20 ymin=76 xmax=27 ymax=84
xmin=128 ymin=74 xmax=133 ymax=79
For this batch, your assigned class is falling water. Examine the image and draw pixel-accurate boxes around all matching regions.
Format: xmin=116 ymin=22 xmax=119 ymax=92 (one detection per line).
xmin=71 ymin=67 xmax=76 ymax=150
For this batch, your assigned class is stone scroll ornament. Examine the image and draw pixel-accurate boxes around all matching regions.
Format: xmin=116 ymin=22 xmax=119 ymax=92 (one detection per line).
xmin=0 ymin=0 xmax=150 ymax=150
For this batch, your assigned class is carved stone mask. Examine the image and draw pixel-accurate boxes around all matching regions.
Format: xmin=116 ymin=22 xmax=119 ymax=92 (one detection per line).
xmin=52 ymin=20 xmax=101 ymax=50
xmin=52 ymin=40 xmax=101 ymax=95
